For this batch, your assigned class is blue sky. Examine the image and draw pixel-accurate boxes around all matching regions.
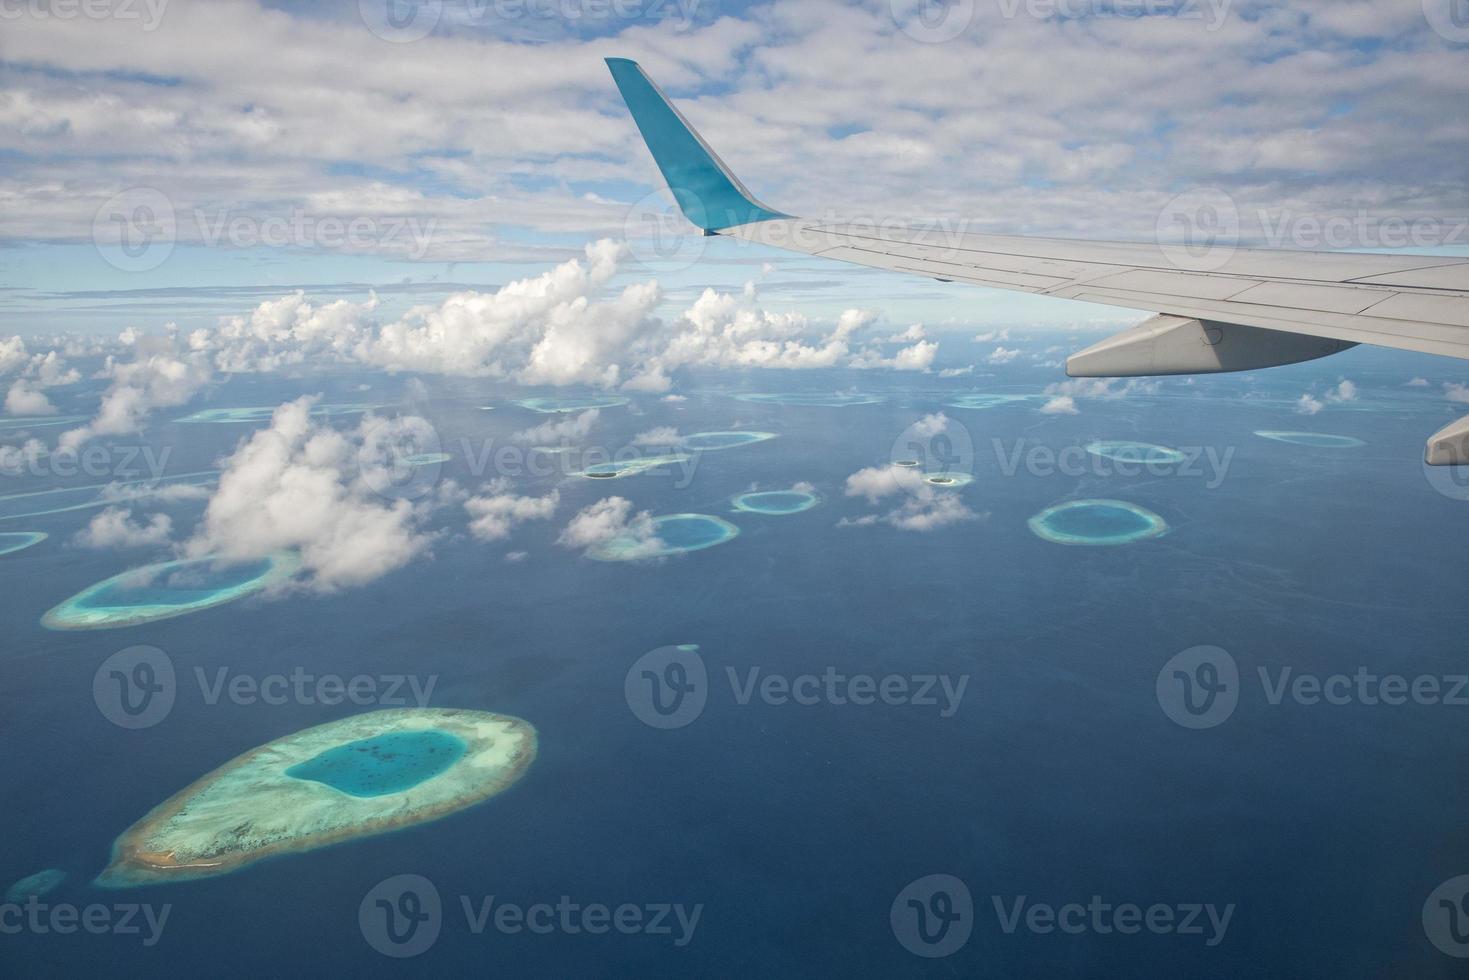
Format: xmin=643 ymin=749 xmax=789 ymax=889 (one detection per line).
xmin=1 ymin=0 xmax=1466 ymax=337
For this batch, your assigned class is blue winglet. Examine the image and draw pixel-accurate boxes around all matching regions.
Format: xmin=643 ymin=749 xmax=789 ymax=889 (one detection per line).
xmin=605 ymin=58 xmax=788 ymax=233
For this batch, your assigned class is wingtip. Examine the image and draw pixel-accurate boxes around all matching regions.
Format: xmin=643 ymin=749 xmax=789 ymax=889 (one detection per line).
xmin=605 ymin=56 xmax=639 ymax=70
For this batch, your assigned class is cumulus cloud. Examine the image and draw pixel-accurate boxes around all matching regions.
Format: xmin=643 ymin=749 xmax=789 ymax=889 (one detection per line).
xmin=1444 ymin=383 xmax=1469 ymax=404
xmin=911 ymin=413 xmax=951 ymax=439
xmin=632 ymin=426 xmax=681 ymax=447
xmin=939 ymin=365 xmax=975 ymax=378
xmin=888 ymin=324 xmax=926 ymax=343
xmin=879 ymin=494 xmax=979 ymax=532
xmin=986 ymin=346 xmax=1021 ymax=365
xmin=1407 ymin=377 xmax=1430 ymax=387
xmin=840 ymin=465 xmax=978 ymax=531
xmin=74 ymin=508 xmax=173 ymax=549
xmin=1039 ymin=395 xmax=1079 ymax=415
xmin=974 ymin=329 xmax=1011 ymax=343
xmin=184 ymin=397 xmax=436 ymax=592
xmin=557 ymin=496 xmax=659 ymax=556
xmin=512 ymin=408 xmax=600 ymax=445
xmin=1295 ymin=393 xmax=1324 ymax=415
xmin=5 ymin=380 xmax=57 ymax=416
xmin=60 ymin=346 xmax=213 ymax=451
xmin=463 ymin=479 xmax=559 ymax=542
xmin=844 ymin=464 xmax=929 ymax=503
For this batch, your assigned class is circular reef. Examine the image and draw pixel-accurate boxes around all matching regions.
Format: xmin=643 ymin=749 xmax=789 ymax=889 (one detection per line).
xmin=6 ymin=869 xmax=66 ymax=902
xmin=1084 ymin=441 xmax=1188 ymax=464
xmin=42 ymin=553 xmax=299 ymax=630
xmin=0 ymin=531 xmax=47 ymax=556
xmin=922 ymin=472 xmax=974 ymax=488
xmin=1028 ymin=499 xmax=1169 ymax=546
xmin=679 ymin=431 xmax=778 ymax=451
xmin=514 ymin=395 xmax=629 ymax=414
xmin=945 ymin=394 xmax=1031 ymax=411
xmin=575 ymin=453 xmax=691 ymax=480
xmin=589 ymin=514 xmax=739 ymax=561
xmin=732 ymin=490 xmax=820 ymax=515
xmin=1253 ymin=431 xmax=1365 ymax=448
xmin=178 ymin=404 xmax=371 ymax=424
xmin=733 ymin=393 xmax=884 ymax=407
xmin=0 ymin=471 xmax=218 ymax=522
xmin=96 ymin=708 xmax=536 ymax=887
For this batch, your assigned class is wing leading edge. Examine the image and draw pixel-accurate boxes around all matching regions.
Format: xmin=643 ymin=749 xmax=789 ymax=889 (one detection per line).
xmin=605 ymin=58 xmax=1469 ymax=464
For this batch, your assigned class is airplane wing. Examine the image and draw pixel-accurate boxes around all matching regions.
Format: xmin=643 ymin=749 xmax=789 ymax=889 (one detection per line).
xmin=605 ymin=57 xmax=1469 ymax=464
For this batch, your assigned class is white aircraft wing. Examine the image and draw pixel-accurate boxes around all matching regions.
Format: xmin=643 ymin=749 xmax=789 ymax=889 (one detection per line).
xmin=606 ymin=57 xmax=1469 ymax=463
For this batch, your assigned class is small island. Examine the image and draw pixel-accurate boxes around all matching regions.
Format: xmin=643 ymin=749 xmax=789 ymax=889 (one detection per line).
xmin=97 ymin=708 xmax=536 ymax=887
xmin=42 ymin=553 xmax=299 ymax=630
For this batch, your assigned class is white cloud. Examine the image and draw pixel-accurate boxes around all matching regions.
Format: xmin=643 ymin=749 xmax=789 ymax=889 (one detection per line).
xmin=881 ymin=494 xmax=979 ymax=532
xmin=60 ymin=347 xmax=213 ymax=451
xmin=513 ymin=408 xmax=600 ymax=445
xmin=974 ymin=329 xmax=1011 ymax=343
xmin=1406 ymin=377 xmax=1430 ymax=387
xmin=1444 ymin=382 xmax=1469 ymax=404
xmin=557 ymin=496 xmax=660 ymax=557
xmin=1039 ymin=395 xmax=1078 ymax=415
xmin=184 ymin=397 xmax=436 ymax=592
xmin=986 ymin=346 xmax=1021 ymax=365
xmin=912 ymin=412 xmax=951 ymax=439
xmin=632 ymin=426 xmax=681 ymax=447
xmin=939 ymin=365 xmax=975 ymax=378
xmin=887 ymin=324 xmax=926 ymax=343
xmin=1295 ymin=394 xmax=1324 ymax=415
xmin=463 ymin=479 xmax=559 ymax=542
xmin=843 ymin=464 xmax=928 ymax=504
xmin=1326 ymin=379 xmax=1357 ymax=402
xmin=5 ymin=380 xmax=57 ymax=416
xmin=74 ymin=508 xmax=173 ymax=549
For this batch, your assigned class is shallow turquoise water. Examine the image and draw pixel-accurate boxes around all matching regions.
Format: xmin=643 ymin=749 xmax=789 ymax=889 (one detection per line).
xmin=589 ymin=514 xmax=740 ymax=560
xmin=732 ymin=393 xmax=883 ymax=407
xmin=515 ymin=395 xmax=629 ymax=413
xmin=1085 ymin=440 xmax=1187 ymax=464
xmin=0 ymin=471 xmax=218 ymax=521
xmin=285 ymin=730 xmax=468 ymax=798
xmin=1254 ymin=430 xmax=1365 ymax=448
xmin=945 ymin=394 xmax=1031 ymax=410
xmin=732 ymin=490 xmax=819 ymax=515
xmin=77 ymin=559 xmax=275 ymax=610
xmin=680 ymin=431 xmax=777 ymax=450
xmin=0 ymin=531 xmax=47 ymax=556
xmin=1028 ymin=499 xmax=1168 ymax=546
xmin=43 ymin=553 xmax=298 ymax=629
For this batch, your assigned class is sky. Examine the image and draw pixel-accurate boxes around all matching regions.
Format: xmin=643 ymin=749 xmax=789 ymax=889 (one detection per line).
xmin=1 ymin=0 xmax=1466 ymax=337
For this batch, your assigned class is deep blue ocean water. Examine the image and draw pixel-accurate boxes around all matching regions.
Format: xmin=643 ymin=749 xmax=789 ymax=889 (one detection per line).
xmin=3 ymin=345 xmax=1469 ymax=977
